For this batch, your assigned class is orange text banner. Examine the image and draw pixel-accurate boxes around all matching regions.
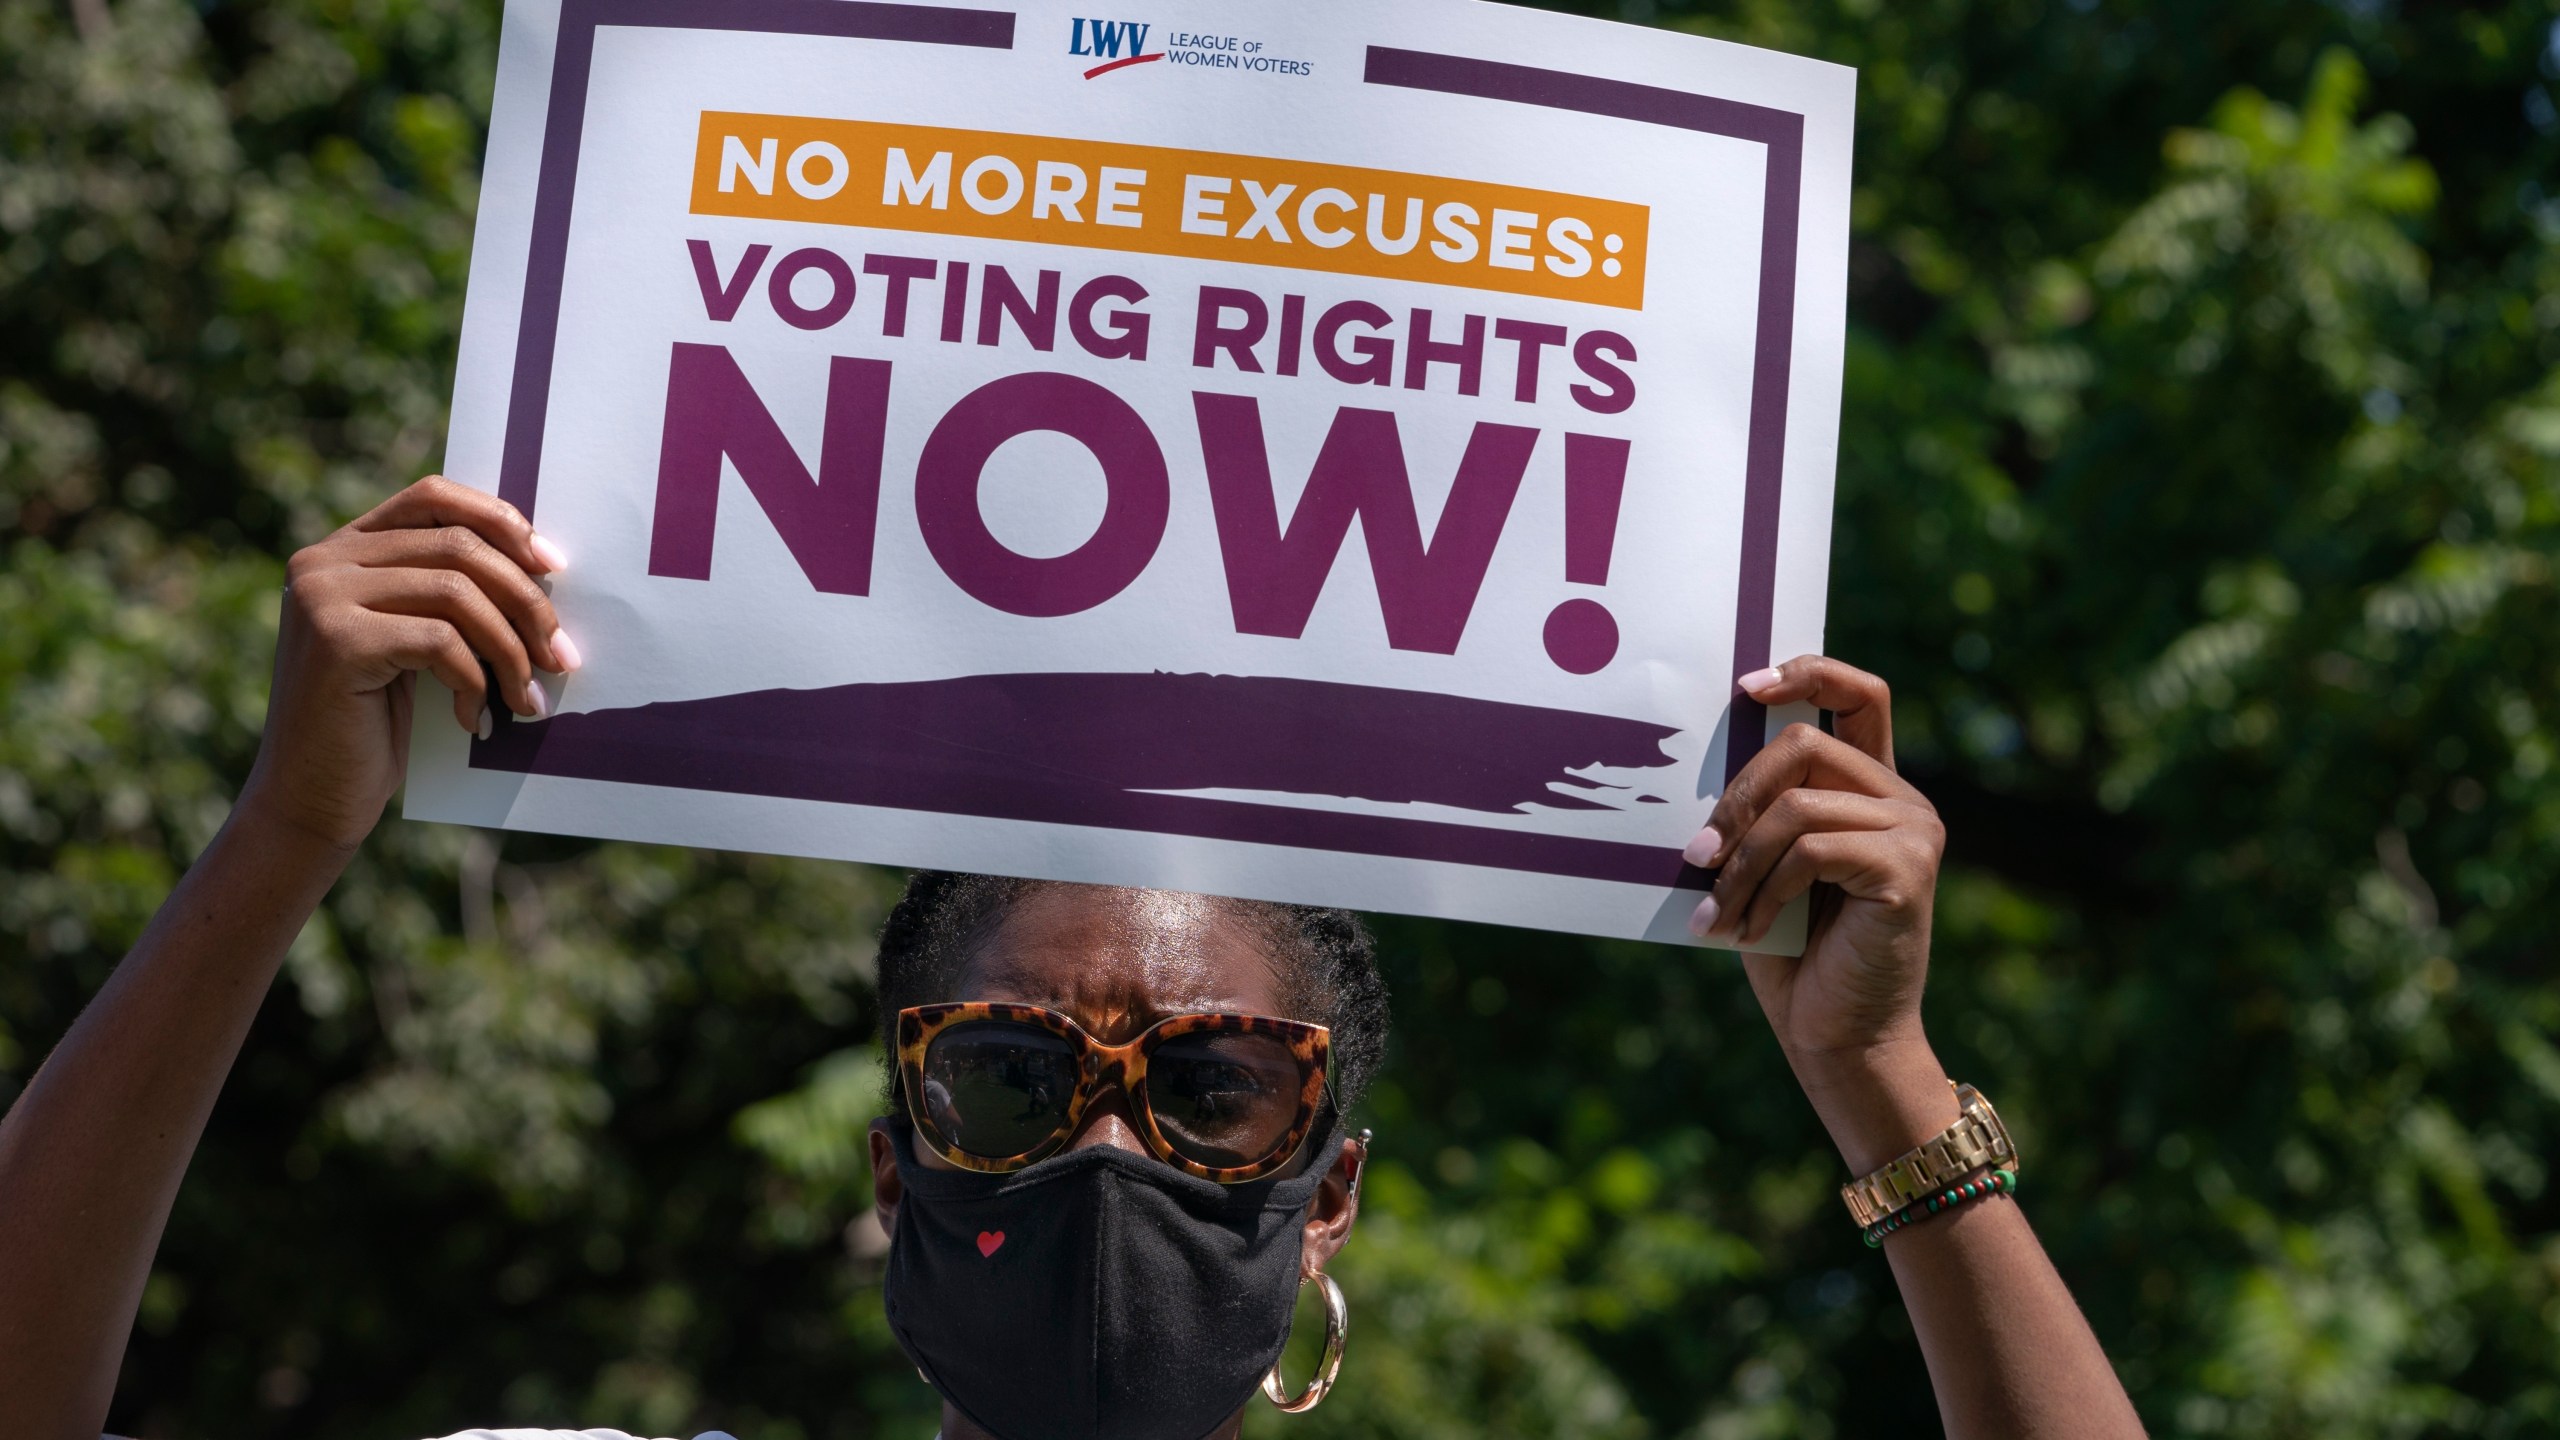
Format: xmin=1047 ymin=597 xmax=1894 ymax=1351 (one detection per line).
xmin=688 ymin=111 xmax=1650 ymax=310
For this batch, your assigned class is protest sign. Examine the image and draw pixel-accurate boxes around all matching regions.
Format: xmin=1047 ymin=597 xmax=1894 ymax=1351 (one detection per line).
xmin=403 ymin=0 xmax=1854 ymax=949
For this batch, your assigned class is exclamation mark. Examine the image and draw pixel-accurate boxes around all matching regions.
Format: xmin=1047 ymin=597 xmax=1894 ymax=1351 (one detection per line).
xmin=1542 ymin=433 xmax=1629 ymax=675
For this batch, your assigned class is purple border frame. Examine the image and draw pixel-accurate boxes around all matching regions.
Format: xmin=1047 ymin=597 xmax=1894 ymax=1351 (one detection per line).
xmin=477 ymin=1 xmax=1810 ymax=888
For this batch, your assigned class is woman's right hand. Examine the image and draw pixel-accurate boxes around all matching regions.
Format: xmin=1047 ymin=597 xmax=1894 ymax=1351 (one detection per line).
xmin=237 ymin=476 xmax=580 ymax=851
xmin=2 ymin=475 xmax=585 ymax=1440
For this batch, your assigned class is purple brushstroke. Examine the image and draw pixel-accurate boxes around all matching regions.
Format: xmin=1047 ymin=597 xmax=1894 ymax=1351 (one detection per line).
xmin=472 ymin=673 xmax=1706 ymax=889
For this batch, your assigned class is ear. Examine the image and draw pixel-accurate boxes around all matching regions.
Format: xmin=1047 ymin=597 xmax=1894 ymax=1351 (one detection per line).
xmin=869 ymin=1116 xmax=904 ymax=1237
xmin=1298 ymin=1132 xmax=1367 ymax=1277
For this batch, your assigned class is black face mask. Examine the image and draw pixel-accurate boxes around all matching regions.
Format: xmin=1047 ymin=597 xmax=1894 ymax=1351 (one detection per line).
xmin=882 ymin=1114 xmax=1335 ymax=1440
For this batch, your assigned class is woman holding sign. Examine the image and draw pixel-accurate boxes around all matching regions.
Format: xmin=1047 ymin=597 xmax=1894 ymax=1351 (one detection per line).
xmin=0 ymin=477 xmax=2145 ymax=1438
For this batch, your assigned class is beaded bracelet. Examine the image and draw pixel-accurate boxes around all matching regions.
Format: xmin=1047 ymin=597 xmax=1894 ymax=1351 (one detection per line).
xmin=1862 ymin=1167 xmax=2018 ymax=1248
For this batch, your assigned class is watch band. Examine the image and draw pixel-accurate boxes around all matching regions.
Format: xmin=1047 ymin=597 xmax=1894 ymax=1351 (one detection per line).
xmin=1838 ymin=1081 xmax=2018 ymax=1229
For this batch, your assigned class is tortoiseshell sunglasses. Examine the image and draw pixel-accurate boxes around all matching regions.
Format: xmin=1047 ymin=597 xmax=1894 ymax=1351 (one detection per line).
xmin=896 ymin=1002 xmax=1332 ymax=1183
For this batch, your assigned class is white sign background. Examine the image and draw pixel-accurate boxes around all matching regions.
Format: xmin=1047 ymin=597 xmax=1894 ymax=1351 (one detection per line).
xmin=406 ymin=0 xmax=1855 ymax=950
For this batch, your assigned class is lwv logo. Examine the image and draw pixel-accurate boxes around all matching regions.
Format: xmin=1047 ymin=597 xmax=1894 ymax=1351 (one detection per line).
xmin=1070 ymin=17 xmax=1162 ymax=77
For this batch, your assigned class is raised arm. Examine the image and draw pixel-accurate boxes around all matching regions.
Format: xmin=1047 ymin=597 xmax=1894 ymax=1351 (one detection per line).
xmin=0 ymin=478 xmax=572 ymax=1440
xmin=1689 ymin=657 xmax=2144 ymax=1439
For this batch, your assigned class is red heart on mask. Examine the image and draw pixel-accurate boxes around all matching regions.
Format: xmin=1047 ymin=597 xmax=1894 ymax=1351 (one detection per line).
xmin=977 ymin=1230 xmax=1006 ymax=1258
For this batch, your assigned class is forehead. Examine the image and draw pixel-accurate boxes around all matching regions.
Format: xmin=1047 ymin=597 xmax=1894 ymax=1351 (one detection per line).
xmin=956 ymin=885 xmax=1298 ymax=1038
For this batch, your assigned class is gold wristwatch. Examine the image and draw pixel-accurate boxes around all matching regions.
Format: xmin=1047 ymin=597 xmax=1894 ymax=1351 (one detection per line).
xmin=1838 ymin=1081 xmax=2018 ymax=1228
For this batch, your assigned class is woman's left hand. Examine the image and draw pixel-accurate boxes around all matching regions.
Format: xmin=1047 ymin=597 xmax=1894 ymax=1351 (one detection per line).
xmin=1684 ymin=657 xmax=1946 ymax=1097
xmin=1689 ymin=659 xmax=2146 ymax=1437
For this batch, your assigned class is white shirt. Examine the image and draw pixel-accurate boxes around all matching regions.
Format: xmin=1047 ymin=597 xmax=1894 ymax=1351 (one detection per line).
xmin=110 ymin=1426 xmax=751 ymax=1440
xmin=428 ymin=1431 xmax=739 ymax=1440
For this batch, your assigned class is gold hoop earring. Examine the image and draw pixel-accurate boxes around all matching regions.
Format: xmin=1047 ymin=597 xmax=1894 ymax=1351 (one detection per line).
xmin=1263 ymin=1270 xmax=1348 ymax=1413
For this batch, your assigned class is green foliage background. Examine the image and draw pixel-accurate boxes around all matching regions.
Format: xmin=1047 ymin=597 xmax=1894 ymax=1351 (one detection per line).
xmin=5 ymin=0 xmax=2560 ymax=1434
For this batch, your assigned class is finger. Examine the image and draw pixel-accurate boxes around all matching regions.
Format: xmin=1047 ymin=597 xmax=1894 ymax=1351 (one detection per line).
xmin=330 ymin=526 xmax=576 ymax=673
xmin=372 ymin=614 xmax=492 ymax=735
xmin=1685 ymin=723 xmax=1914 ymax=870
xmin=1698 ymin=788 xmax=1917 ymax=935
xmin=1733 ymin=829 xmax=1933 ymax=947
xmin=344 ymin=567 xmax=547 ymax=717
xmin=1735 ymin=655 xmax=1895 ymax=772
xmin=350 ymin=475 xmax=567 ymax=577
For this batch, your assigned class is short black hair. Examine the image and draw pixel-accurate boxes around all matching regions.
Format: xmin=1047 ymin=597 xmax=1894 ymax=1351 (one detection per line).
xmin=874 ymin=872 xmax=1390 ymax=1119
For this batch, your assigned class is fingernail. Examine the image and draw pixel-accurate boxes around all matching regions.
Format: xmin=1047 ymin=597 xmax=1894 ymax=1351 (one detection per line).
xmin=523 ymin=679 xmax=549 ymax=719
xmin=1688 ymin=895 xmax=1721 ymax=938
xmin=550 ymin=629 xmax=582 ymax=673
xmin=475 ymin=707 xmax=493 ymax=741
xmin=1739 ymin=667 xmax=1785 ymax=696
xmin=1682 ymin=827 xmax=1723 ymax=868
xmin=529 ymin=533 xmax=569 ymax=573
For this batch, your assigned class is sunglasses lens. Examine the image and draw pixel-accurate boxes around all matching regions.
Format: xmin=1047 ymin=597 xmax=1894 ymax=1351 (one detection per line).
xmin=1145 ymin=1030 xmax=1309 ymax=1170
xmin=922 ymin=1021 xmax=1079 ymax=1160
